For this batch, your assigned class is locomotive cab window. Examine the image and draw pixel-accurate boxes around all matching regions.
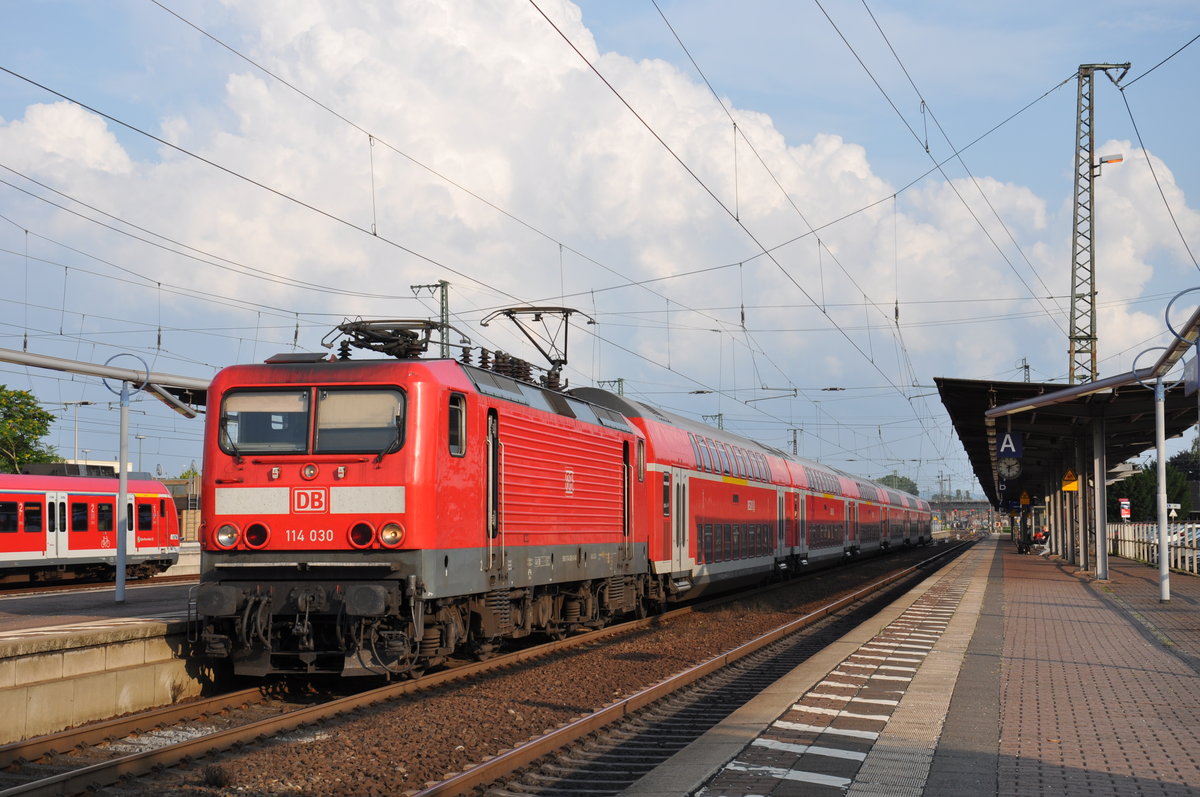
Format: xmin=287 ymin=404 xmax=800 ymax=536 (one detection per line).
xmin=316 ymin=388 xmax=405 ymax=454
xmin=220 ymin=390 xmax=310 ymax=454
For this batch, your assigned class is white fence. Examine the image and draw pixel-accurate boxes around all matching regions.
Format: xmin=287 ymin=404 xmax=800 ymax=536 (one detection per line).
xmin=1109 ymin=523 xmax=1200 ymax=576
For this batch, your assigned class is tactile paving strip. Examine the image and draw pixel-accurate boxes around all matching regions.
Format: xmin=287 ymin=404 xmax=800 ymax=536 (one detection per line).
xmin=696 ymin=550 xmax=989 ymax=796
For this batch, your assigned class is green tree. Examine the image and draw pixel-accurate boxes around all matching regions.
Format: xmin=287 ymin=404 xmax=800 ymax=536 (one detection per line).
xmin=1168 ymin=434 xmax=1200 ymax=480
xmin=1107 ymin=460 xmax=1190 ymax=521
xmin=878 ymin=473 xmax=919 ymax=496
xmin=0 ymin=386 xmax=59 ymax=473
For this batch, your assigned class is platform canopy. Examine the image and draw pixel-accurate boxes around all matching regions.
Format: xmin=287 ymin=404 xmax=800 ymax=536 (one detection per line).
xmin=936 ymin=375 xmax=1197 ymax=508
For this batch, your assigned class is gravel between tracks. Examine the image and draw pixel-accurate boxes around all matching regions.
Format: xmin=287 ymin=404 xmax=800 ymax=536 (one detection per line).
xmin=130 ymin=547 xmax=950 ymax=796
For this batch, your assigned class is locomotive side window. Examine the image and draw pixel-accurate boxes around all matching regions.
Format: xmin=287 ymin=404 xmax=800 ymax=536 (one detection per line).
xmin=448 ymin=393 xmax=466 ymax=457
xmin=316 ymin=388 xmax=405 ymax=454
xmin=220 ymin=390 xmax=310 ymax=454
xmin=0 ymin=502 xmax=16 ymax=532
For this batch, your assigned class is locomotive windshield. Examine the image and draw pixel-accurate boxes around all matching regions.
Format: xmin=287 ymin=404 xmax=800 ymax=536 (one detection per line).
xmin=314 ymin=389 xmax=404 ymax=454
xmin=218 ymin=387 xmax=405 ymax=456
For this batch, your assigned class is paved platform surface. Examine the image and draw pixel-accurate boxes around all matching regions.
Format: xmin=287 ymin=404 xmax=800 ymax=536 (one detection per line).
xmin=623 ymin=535 xmax=1200 ymax=796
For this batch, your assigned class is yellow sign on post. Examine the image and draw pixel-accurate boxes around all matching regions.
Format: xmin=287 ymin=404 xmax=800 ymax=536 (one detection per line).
xmin=1062 ymin=469 xmax=1079 ymax=492
xmin=1020 ymin=491 xmax=1031 ymax=505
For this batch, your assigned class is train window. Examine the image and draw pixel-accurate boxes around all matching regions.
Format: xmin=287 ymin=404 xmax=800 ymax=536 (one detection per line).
xmin=734 ymin=448 xmax=748 ymax=478
xmin=137 ymin=503 xmax=153 ymax=531
xmin=662 ymin=473 xmax=671 ymax=516
xmin=636 ymin=439 xmax=645 ymax=482
xmin=448 ymin=393 xmax=467 ymax=457
xmin=315 ymin=388 xmax=405 ymax=455
xmin=220 ymin=390 xmax=310 ymax=454
xmin=0 ymin=502 xmax=16 ymax=532
xmin=97 ymin=503 xmax=114 ymax=532
xmin=71 ymin=502 xmax=89 ymax=532
xmin=23 ymin=502 xmax=42 ymax=532
xmin=712 ymin=440 xmax=730 ymax=475
xmin=698 ymin=438 xmax=715 ymax=472
xmin=688 ymin=433 xmax=702 ymax=470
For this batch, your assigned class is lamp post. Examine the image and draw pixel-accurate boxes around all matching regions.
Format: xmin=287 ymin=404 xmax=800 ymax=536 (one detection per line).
xmin=64 ymin=400 xmax=95 ymax=462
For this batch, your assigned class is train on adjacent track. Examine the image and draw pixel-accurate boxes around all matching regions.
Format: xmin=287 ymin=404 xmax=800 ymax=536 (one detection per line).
xmin=0 ymin=473 xmax=180 ymax=585
xmin=194 ymin=321 xmax=932 ymax=677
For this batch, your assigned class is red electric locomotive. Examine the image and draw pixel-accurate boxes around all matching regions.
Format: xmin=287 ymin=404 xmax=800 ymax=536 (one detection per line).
xmin=194 ymin=321 xmax=930 ymax=677
xmin=0 ymin=473 xmax=180 ymax=584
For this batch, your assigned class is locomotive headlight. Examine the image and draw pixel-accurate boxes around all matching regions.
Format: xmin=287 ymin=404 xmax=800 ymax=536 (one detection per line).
xmin=379 ymin=522 xmax=405 ymax=548
xmin=301 ymin=463 xmax=319 ymax=480
xmin=215 ymin=524 xmax=240 ymax=549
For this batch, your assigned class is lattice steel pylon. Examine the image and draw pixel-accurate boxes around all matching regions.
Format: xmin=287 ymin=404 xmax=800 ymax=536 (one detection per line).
xmin=1068 ymin=63 xmax=1129 ymax=384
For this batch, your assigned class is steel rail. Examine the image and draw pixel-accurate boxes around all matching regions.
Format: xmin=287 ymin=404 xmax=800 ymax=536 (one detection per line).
xmin=0 ymin=688 xmax=264 ymax=769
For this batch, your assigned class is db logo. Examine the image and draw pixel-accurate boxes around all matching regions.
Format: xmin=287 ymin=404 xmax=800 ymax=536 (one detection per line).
xmin=292 ymin=487 xmax=328 ymax=513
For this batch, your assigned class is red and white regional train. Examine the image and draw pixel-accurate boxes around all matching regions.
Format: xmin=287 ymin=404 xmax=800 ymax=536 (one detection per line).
xmin=195 ymin=327 xmax=931 ymax=677
xmin=0 ymin=473 xmax=180 ymax=584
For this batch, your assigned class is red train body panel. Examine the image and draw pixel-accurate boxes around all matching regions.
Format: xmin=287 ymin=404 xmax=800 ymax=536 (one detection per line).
xmin=195 ymin=351 xmax=931 ymax=678
xmin=0 ymin=473 xmax=180 ymax=584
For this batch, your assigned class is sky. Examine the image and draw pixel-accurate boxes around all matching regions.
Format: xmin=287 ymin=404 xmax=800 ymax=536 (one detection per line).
xmin=0 ymin=0 xmax=1197 ymax=498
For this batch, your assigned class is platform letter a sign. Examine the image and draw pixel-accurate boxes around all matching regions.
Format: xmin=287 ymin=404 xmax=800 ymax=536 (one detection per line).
xmin=997 ymin=432 xmax=1023 ymax=458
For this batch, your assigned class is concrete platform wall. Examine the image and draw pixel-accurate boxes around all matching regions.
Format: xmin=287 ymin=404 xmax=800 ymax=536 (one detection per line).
xmin=0 ymin=621 xmax=206 ymax=744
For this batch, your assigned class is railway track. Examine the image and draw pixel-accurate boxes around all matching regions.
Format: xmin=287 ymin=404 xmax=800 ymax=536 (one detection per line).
xmin=0 ymin=541 xmax=970 ymax=796
xmin=0 ymin=574 xmax=196 ymax=597
xmin=420 ymin=541 xmax=970 ymax=796
xmin=0 ymin=584 xmax=741 ymax=795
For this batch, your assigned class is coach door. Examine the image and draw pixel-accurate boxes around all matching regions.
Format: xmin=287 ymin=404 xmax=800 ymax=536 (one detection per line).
xmin=46 ymin=491 xmax=67 ymax=559
xmin=673 ymin=472 xmax=689 ymax=571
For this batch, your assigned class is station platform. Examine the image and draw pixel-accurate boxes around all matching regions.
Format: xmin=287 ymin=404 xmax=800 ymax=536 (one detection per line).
xmin=623 ymin=535 xmax=1200 ymax=796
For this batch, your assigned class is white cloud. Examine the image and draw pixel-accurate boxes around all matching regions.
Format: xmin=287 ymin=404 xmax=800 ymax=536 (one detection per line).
xmin=0 ymin=102 xmax=133 ymax=176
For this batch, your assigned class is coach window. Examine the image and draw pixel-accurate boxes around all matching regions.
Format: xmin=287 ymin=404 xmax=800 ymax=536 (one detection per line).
xmin=97 ymin=503 xmax=114 ymax=533
xmin=220 ymin=390 xmax=310 ymax=454
xmin=688 ymin=433 xmax=702 ymax=470
xmin=715 ymin=442 xmax=732 ymax=475
xmin=698 ymin=437 xmax=715 ymax=472
xmin=448 ymin=393 xmax=467 ymax=457
xmin=734 ymin=448 xmax=748 ymax=478
xmin=662 ymin=473 xmax=671 ymax=516
xmin=137 ymin=503 xmax=154 ymax=531
xmin=71 ymin=502 xmax=89 ymax=532
xmin=23 ymin=502 xmax=42 ymax=532
xmin=0 ymin=502 xmax=16 ymax=532
xmin=316 ymin=388 xmax=406 ymax=455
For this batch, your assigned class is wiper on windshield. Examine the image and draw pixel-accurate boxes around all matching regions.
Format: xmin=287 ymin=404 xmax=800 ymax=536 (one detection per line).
xmin=374 ymin=416 xmax=403 ymax=463
xmin=220 ymin=416 xmax=242 ymax=464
